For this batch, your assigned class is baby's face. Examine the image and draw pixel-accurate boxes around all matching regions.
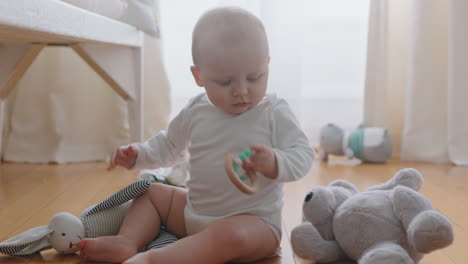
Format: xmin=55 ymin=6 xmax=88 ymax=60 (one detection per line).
xmin=192 ymin=43 xmax=269 ymax=115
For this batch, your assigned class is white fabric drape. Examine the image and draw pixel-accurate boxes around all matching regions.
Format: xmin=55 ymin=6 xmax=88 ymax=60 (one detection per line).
xmin=160 ymin=0 xmax=370 ymax=146
xmin=364 ymin=0 xmax=468 ymax=165
xmin=2 ymin=34 xmax=171 ymax=163
xmin=447 ymin=0 xmax=468 ymax=165
xmin=363 ymin=0 xmax=410 ymax=157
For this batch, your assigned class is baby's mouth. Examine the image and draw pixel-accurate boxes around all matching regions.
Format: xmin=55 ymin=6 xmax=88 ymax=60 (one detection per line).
xmin=233 ymin=102 xmax=249 ymax=107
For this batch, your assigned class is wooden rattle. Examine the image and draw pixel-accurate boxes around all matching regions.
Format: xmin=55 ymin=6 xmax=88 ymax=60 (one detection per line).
xmin=224 ymin=148 xmax=259 ymax=195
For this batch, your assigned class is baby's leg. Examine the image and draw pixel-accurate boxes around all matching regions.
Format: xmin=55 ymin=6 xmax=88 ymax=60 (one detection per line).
xmin=78 ymin=183 xmax=187 ymax=263
xmin=125 ymin=214 xmax=279 ymax=264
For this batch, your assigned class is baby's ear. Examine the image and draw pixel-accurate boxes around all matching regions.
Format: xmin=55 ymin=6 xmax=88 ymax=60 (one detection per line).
xmin=0 ymin=226 xmax=53 ymax=255
xmin=190 ymin=66 xmax=204 ymax=87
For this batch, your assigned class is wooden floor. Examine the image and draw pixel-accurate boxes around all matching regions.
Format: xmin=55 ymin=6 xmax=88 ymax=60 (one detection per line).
xmin=0 ymin=158 xmax=467 ymax=264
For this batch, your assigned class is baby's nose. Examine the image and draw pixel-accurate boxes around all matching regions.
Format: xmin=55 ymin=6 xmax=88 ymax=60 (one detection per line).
xmin=232 ymin=80 xmax=248 ymax=96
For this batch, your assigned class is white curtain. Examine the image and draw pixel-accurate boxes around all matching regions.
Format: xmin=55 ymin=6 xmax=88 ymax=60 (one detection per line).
xmin=2 ymin=34 xmax=171 ymax=163
xmin=365 ymin=0 xmax=468 ymax=165
xmin=159 ymin=0 xmax=370 ymax=146
xmin=363 ymin=0 xmax=410 ymax=157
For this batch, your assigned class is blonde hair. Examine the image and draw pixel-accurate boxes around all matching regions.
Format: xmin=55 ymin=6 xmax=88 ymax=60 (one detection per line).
xmin=191 ymin=7 xmax=269 ymax=65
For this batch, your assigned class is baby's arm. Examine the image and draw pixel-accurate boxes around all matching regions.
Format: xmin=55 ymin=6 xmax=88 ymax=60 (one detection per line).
xmin=131 ymin=108 xmax=191 ymax=170
xmin=110 ymin=107 xmax=191 ymax=170
xmin=270 ymin=99 xmax=315 ymax=182
xmin=242 ymin=99 xmax=314 ymax=181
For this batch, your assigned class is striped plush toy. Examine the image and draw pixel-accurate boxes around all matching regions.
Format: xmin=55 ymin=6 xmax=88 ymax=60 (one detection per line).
xmin=0 ymin=180 xmax=177 ymax=256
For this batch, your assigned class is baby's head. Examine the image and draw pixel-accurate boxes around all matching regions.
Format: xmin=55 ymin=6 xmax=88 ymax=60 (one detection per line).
xmin=191 ymin=7 xmax=270 ymax=114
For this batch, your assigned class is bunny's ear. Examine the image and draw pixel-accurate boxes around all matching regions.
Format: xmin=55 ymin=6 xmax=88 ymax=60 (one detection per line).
xmin=81 ymin=180 xmax=151 ymax=217
xmin=0 ymin=226 xmax=53 ymax=255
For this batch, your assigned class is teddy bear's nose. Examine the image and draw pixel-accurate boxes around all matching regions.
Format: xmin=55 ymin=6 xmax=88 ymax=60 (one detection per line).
xmin=305 ymin=192 xmax=314 ymax=202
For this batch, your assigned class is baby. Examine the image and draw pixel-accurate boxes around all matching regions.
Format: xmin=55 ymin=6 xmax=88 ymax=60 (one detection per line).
xmin=77 ymin=6 xmax=314 ymax=264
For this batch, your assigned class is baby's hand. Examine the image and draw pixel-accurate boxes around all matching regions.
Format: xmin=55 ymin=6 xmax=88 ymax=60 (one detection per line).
xmin=242 ymin=145 xmax=278 ymax=179
xmin=108 ymin=145 xmax=138 ymax=170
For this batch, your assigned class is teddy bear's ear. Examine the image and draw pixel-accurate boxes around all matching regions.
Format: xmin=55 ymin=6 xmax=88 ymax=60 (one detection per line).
xmin=0 ymin=226 xmax=53 ymax=255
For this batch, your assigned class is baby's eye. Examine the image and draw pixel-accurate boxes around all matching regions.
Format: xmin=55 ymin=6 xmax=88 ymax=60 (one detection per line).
xmin=216 ymin=80 xmax=231 ymax=86
xmin=247 ymin=74 xmax=263 ymax=83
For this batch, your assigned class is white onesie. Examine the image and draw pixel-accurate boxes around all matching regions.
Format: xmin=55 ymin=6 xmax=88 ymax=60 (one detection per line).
xmin=131 ymin=93 xmax=314 ymax=242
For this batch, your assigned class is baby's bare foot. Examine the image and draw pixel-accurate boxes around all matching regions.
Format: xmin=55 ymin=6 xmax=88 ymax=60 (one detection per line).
xmin=77 ymin=235 xmax=137 ymax=263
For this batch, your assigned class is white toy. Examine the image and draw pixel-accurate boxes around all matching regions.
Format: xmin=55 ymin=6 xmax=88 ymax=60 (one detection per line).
xmin=319 ymin=123 xmax=392 ymax=163
xmin=139 ymin=160 xmax=190 ymax=187
xmin=291 ymin=168 xmax=454 ymax=263
xmin=0 ymin=180 xmax=177 ymax=255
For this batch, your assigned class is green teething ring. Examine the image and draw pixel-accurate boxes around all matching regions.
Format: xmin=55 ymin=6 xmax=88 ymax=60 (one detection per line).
xmin=224 ymin=149 xmax=259 ymax=195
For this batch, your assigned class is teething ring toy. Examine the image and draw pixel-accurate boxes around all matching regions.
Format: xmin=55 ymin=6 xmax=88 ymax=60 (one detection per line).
xmin=224 ymin=149 xmax=259 ymax=195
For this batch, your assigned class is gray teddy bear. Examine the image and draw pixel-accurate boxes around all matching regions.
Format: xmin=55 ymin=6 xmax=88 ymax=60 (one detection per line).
xmin=319 ymin=123 xmax=392 ymax=163
xmin=291 ymin=168 xmax=454 ymax=263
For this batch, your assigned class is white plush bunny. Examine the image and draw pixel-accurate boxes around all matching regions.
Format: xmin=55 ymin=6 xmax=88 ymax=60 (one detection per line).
xmin=0 ymin=180 xmax=177 ymax=255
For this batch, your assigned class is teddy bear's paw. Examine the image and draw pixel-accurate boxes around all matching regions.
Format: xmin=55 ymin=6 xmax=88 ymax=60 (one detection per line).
xmin=291 ymin=223 xmax=345 ymax=263
xmin=367 ymin=168 xmax=423 ymax=192
xmin=359 ymin=242 xmax=414 ymax=264
xmin=392 ymin=168 xmax=424 ymax=191
xmin=408 ymin=210 xmax=454 ymax=253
